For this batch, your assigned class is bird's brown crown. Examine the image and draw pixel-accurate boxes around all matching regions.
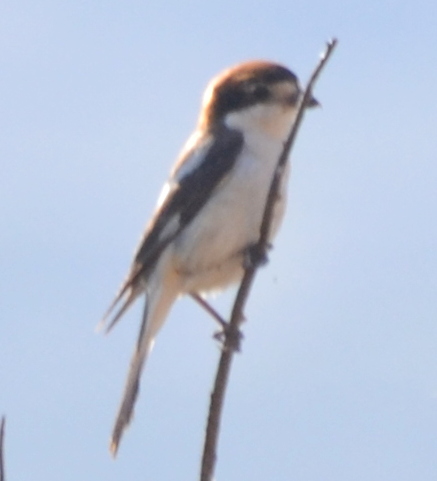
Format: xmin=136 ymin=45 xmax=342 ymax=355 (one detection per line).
xmin=199 ymin=61 xmax=300 ymax=129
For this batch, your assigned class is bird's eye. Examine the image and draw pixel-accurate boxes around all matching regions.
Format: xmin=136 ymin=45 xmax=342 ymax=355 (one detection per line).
xmin=247 ymin=83 xmax=270 ymax=100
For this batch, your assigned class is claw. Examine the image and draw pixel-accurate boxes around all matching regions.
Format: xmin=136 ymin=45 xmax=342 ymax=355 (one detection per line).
xmin=213 ymin=322 xmax=244 ymax=352
xmin=244 ymin=243 xmax=271 ymax=269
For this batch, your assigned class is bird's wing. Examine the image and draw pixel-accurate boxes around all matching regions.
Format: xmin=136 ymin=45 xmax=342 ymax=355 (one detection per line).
xmin=101 ymin=126 xmax=243 ymax=331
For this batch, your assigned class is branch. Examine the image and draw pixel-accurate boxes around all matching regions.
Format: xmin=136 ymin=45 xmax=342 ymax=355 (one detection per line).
xmin=199 ymin=38 xmax=338 ymax=481
xmin=0 ymin=416 xmax=5 ymax=481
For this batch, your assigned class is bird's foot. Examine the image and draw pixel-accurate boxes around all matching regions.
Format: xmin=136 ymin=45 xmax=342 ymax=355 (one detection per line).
xmin=213 ymin=317 xmax=245 ymax=352
xmin=244 ymin=243 xmax=271 ymax=269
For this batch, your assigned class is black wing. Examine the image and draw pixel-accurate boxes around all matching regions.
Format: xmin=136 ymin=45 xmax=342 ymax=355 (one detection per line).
xmin=102 ymin=126 xmax=243 ymax=330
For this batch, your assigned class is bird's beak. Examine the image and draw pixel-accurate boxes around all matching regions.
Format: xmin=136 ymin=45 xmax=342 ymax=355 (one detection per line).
xmin=306 ymin=95 xmax=320 ymax=108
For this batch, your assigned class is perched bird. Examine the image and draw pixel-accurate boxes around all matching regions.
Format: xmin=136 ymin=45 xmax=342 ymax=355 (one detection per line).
xmin=102 ymin=60 xmax=318 ymax=455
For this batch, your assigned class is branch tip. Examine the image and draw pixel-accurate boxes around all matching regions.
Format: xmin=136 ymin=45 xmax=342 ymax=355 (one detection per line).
xmin=199 ymin=38 xmax=337 ymax=481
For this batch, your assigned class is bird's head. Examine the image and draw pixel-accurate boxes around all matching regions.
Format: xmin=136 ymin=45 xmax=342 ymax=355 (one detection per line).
xmin=198 ymin=61 xmax=318 ymax=138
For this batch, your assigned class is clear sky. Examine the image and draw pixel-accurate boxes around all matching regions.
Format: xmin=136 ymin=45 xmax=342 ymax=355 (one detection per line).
xmin=1 ymin=1 xmax=437 ymax=480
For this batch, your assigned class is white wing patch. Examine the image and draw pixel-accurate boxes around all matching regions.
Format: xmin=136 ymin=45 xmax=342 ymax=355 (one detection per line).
xmin=157 ymin=212 xmax=181 ymax=243
xmin=156 ymin=180 xmax=176 ymax=210
xmin=171 ymin=131 xmax=214 ymax=182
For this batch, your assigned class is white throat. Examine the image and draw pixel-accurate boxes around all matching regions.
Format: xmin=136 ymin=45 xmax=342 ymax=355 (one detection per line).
xmin=224 ymin=102 xmax=297 ymax=142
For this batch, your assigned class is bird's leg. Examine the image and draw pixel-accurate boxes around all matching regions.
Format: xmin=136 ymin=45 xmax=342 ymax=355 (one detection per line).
xmin=190 ymin=293 xmax=244 ymax=351
xmin=190 ymin=293 xmax=228 ymax=330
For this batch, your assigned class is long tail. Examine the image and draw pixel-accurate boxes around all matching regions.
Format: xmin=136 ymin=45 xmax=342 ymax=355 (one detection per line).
xmin=109 ymin=275 xmax=179 ymax=456
xmin=98 ymin=264 xmax=144 ymax=334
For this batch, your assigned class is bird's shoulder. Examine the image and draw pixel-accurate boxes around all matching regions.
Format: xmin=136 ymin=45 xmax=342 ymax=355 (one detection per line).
xmin=132 ymin=124 xmax=244 ymax=273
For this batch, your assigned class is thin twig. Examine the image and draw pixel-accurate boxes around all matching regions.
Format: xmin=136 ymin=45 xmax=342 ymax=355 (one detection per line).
xmin=199 ymin=38 xmax=338 ymax=481
xmin=0 ymin=416 xmax=5 ymax=481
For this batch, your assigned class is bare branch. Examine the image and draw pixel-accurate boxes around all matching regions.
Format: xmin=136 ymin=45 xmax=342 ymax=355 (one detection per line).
xmin=199 ymin=38 xmax=338 ymax=481
xmin=0 ymin=416 xmax=5 ymax=481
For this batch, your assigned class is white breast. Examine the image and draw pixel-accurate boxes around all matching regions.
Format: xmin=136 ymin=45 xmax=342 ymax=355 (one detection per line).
xmin=171 ymin=115 xmax=292 ymax=294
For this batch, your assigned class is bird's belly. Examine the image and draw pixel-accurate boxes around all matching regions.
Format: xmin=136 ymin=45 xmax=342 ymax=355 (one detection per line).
xmin=172 ymin=149 xmax=289 ymax=294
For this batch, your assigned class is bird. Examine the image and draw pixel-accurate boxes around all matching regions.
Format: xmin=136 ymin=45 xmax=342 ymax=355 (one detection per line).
xmin=101 ymin=60 xmax=319 ymax=455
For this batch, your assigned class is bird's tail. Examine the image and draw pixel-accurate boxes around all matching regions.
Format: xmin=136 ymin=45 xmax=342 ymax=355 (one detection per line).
xmin=109 ymin=272 xmax=180 ymax=456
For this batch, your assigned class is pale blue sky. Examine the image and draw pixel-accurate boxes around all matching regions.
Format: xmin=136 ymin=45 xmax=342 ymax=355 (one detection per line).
xmin=1 ymin=1 xmax=437 ymax=480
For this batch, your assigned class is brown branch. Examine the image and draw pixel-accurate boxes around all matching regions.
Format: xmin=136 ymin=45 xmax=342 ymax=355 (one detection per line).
xmin=199 ymin=38 xmax=338 ymax=481
xmin=0 ymin=416 xmax=5 ymax=481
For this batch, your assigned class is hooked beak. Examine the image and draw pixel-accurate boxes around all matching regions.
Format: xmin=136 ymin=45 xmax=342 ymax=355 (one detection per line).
xmin=306 ymin=95 xmax=320 ymax=108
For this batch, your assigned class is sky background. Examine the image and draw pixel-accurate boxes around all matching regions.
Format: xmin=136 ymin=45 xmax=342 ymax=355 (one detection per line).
xmin=1 ymin=1 xmax=437 ymax=480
